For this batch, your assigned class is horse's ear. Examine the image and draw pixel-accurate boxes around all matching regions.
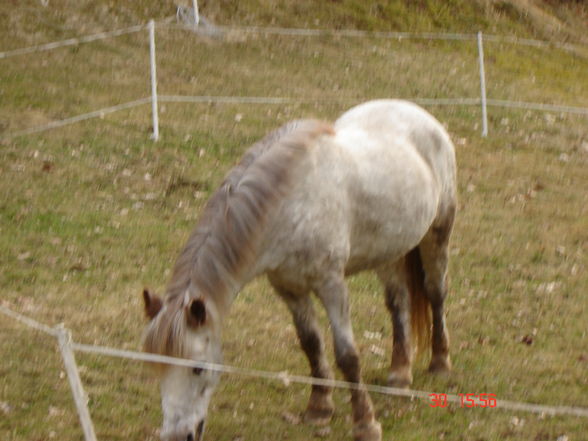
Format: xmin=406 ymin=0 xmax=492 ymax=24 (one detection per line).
xmin=143 ymin=288 xmax=163 ymax=320
xmin=186 ymin=298 xmax=206 ymax=328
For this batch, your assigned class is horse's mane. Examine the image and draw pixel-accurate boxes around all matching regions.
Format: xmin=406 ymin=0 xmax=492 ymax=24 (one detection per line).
xmin=143 ymin=119 xmax=334 ymax=358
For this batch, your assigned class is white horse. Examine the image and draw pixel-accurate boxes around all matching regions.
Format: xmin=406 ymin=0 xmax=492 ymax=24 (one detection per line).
xmin=142 ymin=100 xmax=457 ymax=441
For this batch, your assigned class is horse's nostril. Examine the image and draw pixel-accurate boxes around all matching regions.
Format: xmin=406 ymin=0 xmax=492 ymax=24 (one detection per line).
xmin=186 ymin=433 xmax=194 ymax=441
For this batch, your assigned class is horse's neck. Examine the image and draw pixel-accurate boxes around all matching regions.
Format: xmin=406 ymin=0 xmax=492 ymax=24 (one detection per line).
xmin=218 ymin=251 xmax=271 ymax=318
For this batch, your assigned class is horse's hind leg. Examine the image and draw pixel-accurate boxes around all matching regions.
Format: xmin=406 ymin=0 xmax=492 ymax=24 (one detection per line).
xmin=273 ymin=285 xmax=335 ymax=425
xmin=376 ymin=261 xmax=413 ymax=388
xmin=419 ymin=209 xmax=455 ymax=373
xmin=315 ymin=273 xmax=382 ymax=441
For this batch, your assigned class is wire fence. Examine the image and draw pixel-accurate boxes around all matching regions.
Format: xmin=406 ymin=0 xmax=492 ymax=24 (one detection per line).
xmin=0 ymin=19 xmax=587 ymax=143
xmin=2 ymin=304 xmax=588 ymax=441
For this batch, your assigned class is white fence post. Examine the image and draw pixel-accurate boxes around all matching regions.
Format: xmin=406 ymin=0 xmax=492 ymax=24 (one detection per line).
xmin=149 ymin=19 xmax=160 ymax=141
xmin=56 ymin=326 xmax=98 ymax=441
xmin=192 ymin=0 xmax=200 ymax=26
xmin=477 ymin=31 xmax=489 ymax=137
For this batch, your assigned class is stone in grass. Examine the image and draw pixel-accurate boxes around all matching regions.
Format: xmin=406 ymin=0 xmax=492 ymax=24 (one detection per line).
xmin=314 ymin=426 xmax=331 ymax=438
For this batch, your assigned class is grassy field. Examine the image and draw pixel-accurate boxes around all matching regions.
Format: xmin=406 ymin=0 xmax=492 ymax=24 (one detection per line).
xmin=1 ymin=1 xmax=587 ymax=441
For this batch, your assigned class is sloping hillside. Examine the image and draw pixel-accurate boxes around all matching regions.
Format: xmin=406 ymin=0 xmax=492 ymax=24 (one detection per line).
xmin=1 ymin=0 xmax=586 ymax=50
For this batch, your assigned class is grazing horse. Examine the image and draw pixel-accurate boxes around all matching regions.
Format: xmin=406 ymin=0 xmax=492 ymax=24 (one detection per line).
xmin=142 ymin=100 xmax=457 ymax=441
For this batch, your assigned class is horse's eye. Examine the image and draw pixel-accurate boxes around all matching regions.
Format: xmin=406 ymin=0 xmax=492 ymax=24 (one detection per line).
xmin=192 ymin=367 xmax=204 ymax=376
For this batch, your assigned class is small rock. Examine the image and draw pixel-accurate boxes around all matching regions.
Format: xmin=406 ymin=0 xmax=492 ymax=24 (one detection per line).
xmin=17 ymin=252 xmax=31 ymax=261
xmin=537 ymin=282 xmax=561 ymax=294
xmin=363 ymin=331 xmax=382 ymax=341
xmin=315 ymin=426 xmax=331 ymax=438
xmin=281 ymin=411 xmax=301 ymax=425
xmin=510 ymin=416 xmax=524 ymax=427
xmin=0 ymin=401 xmax=11 ymax=415
xmin=369 ymin=344 xmax=385 ymax=358
xmin=48 ymin=406 xmax=63 ymax=417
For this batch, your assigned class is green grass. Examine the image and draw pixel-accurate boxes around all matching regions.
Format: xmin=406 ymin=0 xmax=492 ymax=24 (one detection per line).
xmin=1 ymin=1 xmax=587 ymax=441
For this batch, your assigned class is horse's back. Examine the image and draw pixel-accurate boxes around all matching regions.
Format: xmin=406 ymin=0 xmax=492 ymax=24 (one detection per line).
xmin=335 ymin=99 xmax=457 ymax=222
xmin=335 ymin=100 xmax=455 ymax=185
xmin=259 ymin=100 xmax=456 ymax=284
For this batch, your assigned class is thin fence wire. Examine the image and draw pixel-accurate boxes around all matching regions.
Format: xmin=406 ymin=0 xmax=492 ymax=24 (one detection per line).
xmin=2 ymin=98 xmax=152 ymax=140
xmin=482 ymin=33 xmax=587 ymax=53
xmin=487 ymin=99 xmax=588 ymax=115
xmin=1 ymin=21 xmax=587 ymax=142
xmin=158 ymin=95 xmax=482 ymax=106
xmin=163 ymin=22 xmax=477 ymax=41
xmin=4 ymin=94 xmax=585 ymax=141
xmin=0 ymin=303 xmax=59 ymax=336
xmin=161 ymin=21 xmax=588 ymax=53
xmin=2 ymin=304 xmax=588 ymax=421
xmin=0 ymin=24 xmax=146 ymax=60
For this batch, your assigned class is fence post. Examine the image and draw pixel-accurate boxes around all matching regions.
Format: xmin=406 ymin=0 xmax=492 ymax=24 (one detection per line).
xmin=149 ymin=19 xmax=160 ymax=141
xmin=477 ymin=31 xmax=489 ymax=137
xmin=192 ymin=0 xmax=200 ymax=26
xmin=56 ymin=326 xmax=98 ymax=441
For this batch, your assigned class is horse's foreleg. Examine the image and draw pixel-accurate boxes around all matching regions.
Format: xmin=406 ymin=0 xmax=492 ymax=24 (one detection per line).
xmin=316 ymin=275 xmax=382 ymax=441
xmin=275 ymin=287 xmax=335 ymax=425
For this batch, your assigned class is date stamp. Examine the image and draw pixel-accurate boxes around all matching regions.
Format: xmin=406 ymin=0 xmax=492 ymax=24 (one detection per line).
xmin=429 ymin=393 xmax=497 ymax=408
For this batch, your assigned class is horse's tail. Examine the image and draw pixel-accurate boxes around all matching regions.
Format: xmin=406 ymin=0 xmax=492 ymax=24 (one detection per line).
xmin=405 ymin=247 xmax=431 ymax=356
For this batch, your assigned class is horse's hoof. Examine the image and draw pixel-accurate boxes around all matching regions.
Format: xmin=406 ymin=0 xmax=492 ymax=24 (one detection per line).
xmin=303 ymin=398 xmax=335 ymax=426
xmin=353 ymin=420 xmax=382 ymax=441
xmin=428 ymin=356 xmax=452 ymax=374
xmin=387 ymin=371 xmax=412 ymax=389
xmin=303 ymin=407 xmax=334 ymax=426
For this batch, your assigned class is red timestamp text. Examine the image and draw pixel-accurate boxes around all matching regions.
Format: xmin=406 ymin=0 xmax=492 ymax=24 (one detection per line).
xmin=429 ymin=393 xmax=497 ymax=408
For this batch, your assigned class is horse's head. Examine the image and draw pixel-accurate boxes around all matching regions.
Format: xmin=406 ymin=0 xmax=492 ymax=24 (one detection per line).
xmin=142 ymin=289 xmax=222 ymax=441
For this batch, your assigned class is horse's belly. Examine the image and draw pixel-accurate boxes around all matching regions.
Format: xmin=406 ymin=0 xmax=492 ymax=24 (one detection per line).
xmin=345 ymin=194 xmax=436 ymax=274
xmin=341 ymin=132 xmax=439 ymax=273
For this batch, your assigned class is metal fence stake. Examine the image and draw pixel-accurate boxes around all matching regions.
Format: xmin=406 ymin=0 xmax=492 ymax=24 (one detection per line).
xmin=149 ymin=19 xmax=160 ymax=141
xmin=192 ymin=0 xmax=200 ymax=27
xmin=477 ymin=31 xmax=489 ymax=137
xmin=56 ymin=326 xmax=98 ymax=441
